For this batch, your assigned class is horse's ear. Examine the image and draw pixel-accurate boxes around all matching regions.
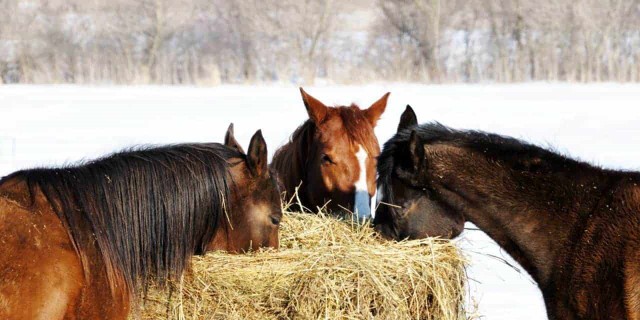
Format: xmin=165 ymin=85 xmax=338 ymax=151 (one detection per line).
xmin=397 ymin=105 xmax=418 ymax=132
xmin=300 ymin=87 xmax=328 ymax=124
xmin=224 ymin=123 xmax=245 ymax=154
xmin=364 ymin=92 xmax=390 ymax=126
xmin=408 ymin=130 xmax=424 ymax=171
xmin=247 ymin=129 xmax=268 ymax=177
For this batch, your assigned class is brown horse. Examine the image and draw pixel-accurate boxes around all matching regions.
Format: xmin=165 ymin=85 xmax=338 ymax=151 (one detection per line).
xmin=374 ymin=108 xmax=640 ymax=320
xmin=0 ymin=127 xmax=282 ymax=319
xmin=271 ymin=88 xmax=389 ymax=219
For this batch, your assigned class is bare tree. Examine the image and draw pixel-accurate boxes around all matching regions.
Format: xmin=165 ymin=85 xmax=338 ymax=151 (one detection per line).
xmin=0 ymin=0 xmax=639 ymax=84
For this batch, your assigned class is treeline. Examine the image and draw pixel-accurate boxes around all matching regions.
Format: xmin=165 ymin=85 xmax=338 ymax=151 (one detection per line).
xmin=1 ymin=0 xmax=639 ymax=84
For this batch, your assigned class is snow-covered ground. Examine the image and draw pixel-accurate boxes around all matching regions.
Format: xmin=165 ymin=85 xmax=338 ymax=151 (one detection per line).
xmin=2 ymin=83 xmax=640 ymax=319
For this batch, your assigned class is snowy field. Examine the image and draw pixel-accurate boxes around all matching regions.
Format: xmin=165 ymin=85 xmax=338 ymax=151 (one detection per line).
xmin=2 ymin=83 xmax=640 ymax=319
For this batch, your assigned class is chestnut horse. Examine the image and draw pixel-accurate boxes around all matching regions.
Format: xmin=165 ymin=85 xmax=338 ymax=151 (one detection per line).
xmin=0 ymin=128 xmax=282 ymax=319
xmin=271 ymin=88 xmax=389 ymax=220
xmin=374 ymin=109 xmax=640 ymax=320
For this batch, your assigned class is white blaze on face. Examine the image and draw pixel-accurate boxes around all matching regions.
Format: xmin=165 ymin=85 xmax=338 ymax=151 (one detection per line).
xmin=372 ymin=185 xmax=383 ymax=219
xmin=354 ymin=145 xmax=371 ymax=220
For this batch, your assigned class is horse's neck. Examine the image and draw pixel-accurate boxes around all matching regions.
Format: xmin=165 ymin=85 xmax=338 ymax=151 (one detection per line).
xmin=436 ymin=157 xmax=612 ymax=286
xmin=272 ymin=123 xmax=314 ymax=199
xmin=272 ymin=140 xmax=306 ymax=196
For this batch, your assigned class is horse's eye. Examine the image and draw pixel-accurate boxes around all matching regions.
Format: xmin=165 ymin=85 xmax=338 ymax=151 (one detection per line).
xmin=321 ymin=154 xmax=334 ymax=165
xmin=270 ymin=215 xmax=281 ymax=226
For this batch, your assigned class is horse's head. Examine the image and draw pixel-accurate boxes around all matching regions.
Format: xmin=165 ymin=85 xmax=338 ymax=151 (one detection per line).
xmin=208 ymin=124 xmax=282 ymax=252
xmin=374 ymin=106 xmax=465 ymax=240
xmin=299 ymin=88 xmax=389 ymax=220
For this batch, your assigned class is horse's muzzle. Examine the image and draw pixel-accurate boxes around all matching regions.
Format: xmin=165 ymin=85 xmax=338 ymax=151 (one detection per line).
xmin=354 ymin=190 xmax=372 ymax=221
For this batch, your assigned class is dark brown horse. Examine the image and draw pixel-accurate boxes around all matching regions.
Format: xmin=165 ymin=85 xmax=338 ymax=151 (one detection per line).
xmin=271 ymin=88 xmax=389 ymax=219
xmin=374 ymin=108 xmax=640 ymax=319
xmin=0 ymin=127 xmax=282 ymax=319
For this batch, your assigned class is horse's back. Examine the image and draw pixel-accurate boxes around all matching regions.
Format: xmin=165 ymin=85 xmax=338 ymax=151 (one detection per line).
xmin=551 ymin=180 xmax=640 ymax=320
xmin=0 ymin=178 xmax=130 ymax=319
xmin=0 ymin=179 xmax=84 ymax=319
xmin=622 ymin=183 xmax=640 ymax=320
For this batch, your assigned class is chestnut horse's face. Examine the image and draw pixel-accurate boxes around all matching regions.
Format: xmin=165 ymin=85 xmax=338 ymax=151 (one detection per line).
xmin=208 ymin=126 xmax=282 ymax=252
xmin=374 ymin=106 xmax=465 ymax=240
xmin=300 ymin=88 xmax=389 ymax=220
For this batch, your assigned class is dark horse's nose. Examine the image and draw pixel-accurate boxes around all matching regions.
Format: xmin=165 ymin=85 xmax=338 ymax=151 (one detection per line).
xmin=372 ymin=205 xmax=398 ymax=239
xmin=373 ymin=221 xmax=396 ymax=240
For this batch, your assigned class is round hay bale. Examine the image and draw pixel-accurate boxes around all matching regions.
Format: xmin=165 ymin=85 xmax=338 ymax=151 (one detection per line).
xmin=138 ymin=212 xmax=467 ymax=320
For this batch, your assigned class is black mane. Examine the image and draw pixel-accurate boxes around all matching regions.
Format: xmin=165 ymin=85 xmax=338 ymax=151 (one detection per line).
xmin=1 ymin=143 xmax=243 ymax=293
xmin=378 ymin=122 xmax=611 ymax=203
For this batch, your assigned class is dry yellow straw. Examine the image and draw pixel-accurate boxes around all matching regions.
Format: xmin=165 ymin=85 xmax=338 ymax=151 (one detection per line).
xmin=139 ymin=209 xmax=467 ymax=320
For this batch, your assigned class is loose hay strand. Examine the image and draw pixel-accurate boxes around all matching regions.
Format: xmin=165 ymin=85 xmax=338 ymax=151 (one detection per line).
xmin=139 ymin=210 xmax=467 ymax=320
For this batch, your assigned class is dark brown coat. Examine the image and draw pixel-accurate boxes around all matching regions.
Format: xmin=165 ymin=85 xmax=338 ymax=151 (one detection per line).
xmin=375 ymin=116 xmax=640 ymax=319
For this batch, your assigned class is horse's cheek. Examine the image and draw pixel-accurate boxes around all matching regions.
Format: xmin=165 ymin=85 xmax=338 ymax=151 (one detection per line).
xmin=321 ymin=168 xmax=335 ymax=191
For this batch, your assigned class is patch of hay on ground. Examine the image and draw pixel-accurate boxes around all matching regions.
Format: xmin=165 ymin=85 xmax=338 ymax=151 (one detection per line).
xmin=139 ymin=212 xmax=467 ymax=320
